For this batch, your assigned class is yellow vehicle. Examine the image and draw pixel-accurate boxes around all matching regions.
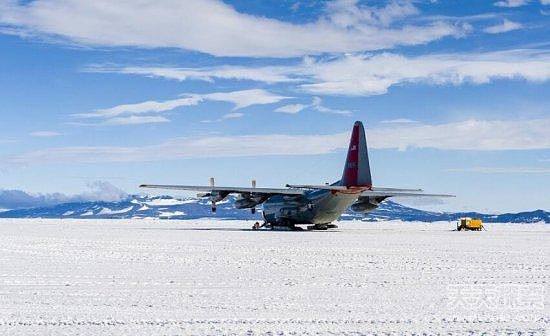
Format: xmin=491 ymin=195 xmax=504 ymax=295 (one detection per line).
xmin=457 ymin=217 xmax=484 ymax=231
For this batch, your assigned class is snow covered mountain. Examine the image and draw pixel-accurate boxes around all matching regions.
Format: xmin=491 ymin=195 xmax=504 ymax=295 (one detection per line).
xmin=0 ymin=194 xmax=548 ymax=223
xmin=0 ymin=195 xmax=253 ymax=220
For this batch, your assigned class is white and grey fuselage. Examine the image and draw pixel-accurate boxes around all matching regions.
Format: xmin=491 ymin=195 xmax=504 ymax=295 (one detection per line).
xmin=262 ymin=184 xmax=380 ymax=225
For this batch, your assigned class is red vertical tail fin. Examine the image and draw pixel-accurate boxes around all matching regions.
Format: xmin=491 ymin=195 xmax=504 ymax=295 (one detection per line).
xmin=341 ymin=121 xmax=372 ymax=188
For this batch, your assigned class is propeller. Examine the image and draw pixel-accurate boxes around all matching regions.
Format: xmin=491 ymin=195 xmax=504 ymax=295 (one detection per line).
xmin=251 ymin=179 xmax=256 ymax=214
xmin=210 ymin=177 xmax=216 ymax=213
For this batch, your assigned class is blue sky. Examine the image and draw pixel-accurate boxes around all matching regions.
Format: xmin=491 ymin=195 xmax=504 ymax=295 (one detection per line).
xmin=0 ymin=0 xmax=549 ymax=213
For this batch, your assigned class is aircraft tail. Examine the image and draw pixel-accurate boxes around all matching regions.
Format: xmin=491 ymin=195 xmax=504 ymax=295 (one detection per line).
xmin=341 ymin=121 xmax=372 ymax=188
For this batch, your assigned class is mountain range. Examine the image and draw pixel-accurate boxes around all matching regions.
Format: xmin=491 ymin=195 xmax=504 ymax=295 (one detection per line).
xmin=0 ymin=195 xmax=548 ymax=223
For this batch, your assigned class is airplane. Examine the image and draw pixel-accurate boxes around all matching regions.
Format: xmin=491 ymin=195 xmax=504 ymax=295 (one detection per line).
xmin=140 ymin=121 xmax=453 ymax=230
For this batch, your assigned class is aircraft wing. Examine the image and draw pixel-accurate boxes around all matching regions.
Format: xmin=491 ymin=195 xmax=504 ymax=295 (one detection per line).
xmin=360 ymin=190 xmax=454 ymax=197
xmin=141 ymin=184 xmax=451 ymax=197
xmin=286 ymin=184 xmax=424 ymax=193
xmin=139 ymin=184 xmax=304 ymax=195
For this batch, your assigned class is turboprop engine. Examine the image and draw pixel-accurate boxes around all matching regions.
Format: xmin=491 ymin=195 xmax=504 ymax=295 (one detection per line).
xmin=204 ymin=190 xmax=229 ymax=213
xmin=198 ymin=178 xmax=229 ymax=213
xmin=350 ymin=196 xmax=387 ymax=212
xmin=234 ymin=180 xmax=266 ymax=214
xmin=209 ymin=190 xmax=229 ymax=203
xmin=234 ymin=196 xmax=263 ymax=210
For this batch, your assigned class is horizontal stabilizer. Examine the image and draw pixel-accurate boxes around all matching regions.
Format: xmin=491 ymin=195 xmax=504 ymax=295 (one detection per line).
xmin=371 ymin=187 xmax=423 ymax=192
xmin=284 ymin=184 xmax=447 ymax=196
xmin=360 ymin=190 xmax=454 ymax=198
xmin=286 ymin=184 xmax=348 ymax=191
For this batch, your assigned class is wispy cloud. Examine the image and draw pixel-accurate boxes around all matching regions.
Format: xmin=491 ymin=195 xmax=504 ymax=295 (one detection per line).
xmin=274 ymin=104 xmax=309 ymax=114
xmin=483 ymin=19 xmax=523 ymax=34
xmin=85 ymin=65 xmax=298 ymax=84
xmin=0 ymin=181 xmax=127 ymax=209
xmin=73 ymin=89 xmax=289 ymax=125
xmin=75 ymin=96 xmax=202 ymax=119
xmin=274 ymin=98 xmax=351 ymax=115
xmin=204 ymin=90 xmax=289 ymax=110
xmin=6 ymin=133 xmax=349 ymax=164
xmin=494 ymin=0 xmax=529 ymax=7
xmin=201 ymin=112 xmax=244 ymax=123
xmin=381 ymin=118 xmax=418 ymax=124
xmin=310 ymin=97 xmax=352 ymax=115
xmin=100 ymin=49 xmax=550 ymax=97
xmin=29 ymin=131 xmax=61 ymax=137
xmin=7 ymin=117 xmax=550 ymax=165
xmin=102 ymin=115 xmax=170 ymax=126
xmin=0 ymin=0 xmax=466 ymax=57
xmin=418 ymin=13 xmax=500 ymax=23
xmin=221 ymin=112 xmax=244 ymax=120
xmin=298 ymin=49 xmax=550 ymax=96
xmin=447 ymin=167 xmax=550 ymax=174
xmin=370 ymin=118 xmax=550 ymax=151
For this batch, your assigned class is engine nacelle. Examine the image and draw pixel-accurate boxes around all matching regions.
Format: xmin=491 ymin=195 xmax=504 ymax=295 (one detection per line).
xmin=234 ymin=196 xmax=263 ymax=209
xmin=209 ymin=191 xmax=229 ymax=203
xmin=350 ymin=196 xmax=385 ymax=212
xmin=208 ymin=191 xmax=229 ymax=213
xmin=350 ymin=202 xmax=377 ymax=212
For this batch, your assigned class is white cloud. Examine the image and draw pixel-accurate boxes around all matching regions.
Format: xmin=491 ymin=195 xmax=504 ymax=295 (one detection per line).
xmin=311 ymin=97 xmax=352 ymax=115
xmin=418 ymin=13 xmax=500 ymax=23
xmin=483 ymin=19 xmax=522 ymax=34
xmin=222 ymin=112 xmax=244 ymax=120
xmin=74 ymin=89 xmax=288 ymax=125
xmin=494 ymin=0 xmax=530 ymax=7
xmin=102 ymin=115 xmax=170 ymax=125
xmin=381 ymin=118 xmax=418 ymax=124
xmin=274 ymin=104 xmax=309 ymax=114
xmin=0 ymin=181 xmax=127 ymax=208
xmin=369 ymin=118 xmax=550 ymax=151
xmin=79 ymin=181 xmax=127 ymax=202
xmin=29 ymin=131 xmax=61 ymax=137
xmin=447 ymin=167 xmax=550 ymax=174
xmin=6 ymin=133 xmax=349 ymax=164
xmin=542 ymin=0 xmax=550 ymax=4
xmin=326 ymin=0 xmax=419 ymax=27
xmin=0 ymin=0 xmax=466 ymax=57
xmin=8 ymin=117 xmax=550 ymax=165
xmin=203 ymin=90 xmax=289 ymax=110
xmin=76 ymin=96 xmax=202 ymax=119
xmin=104 ymin=49 xmax=550 ymax=97
xmin=273 ymin=97 xmax=351 ymax=115
xmin=298 ymin=49 xmax=550 ymax=96
xmin=86 ymin=65 xmax=298 ymax=84
xmin=200 ymin=112 xmax=244 ymax=123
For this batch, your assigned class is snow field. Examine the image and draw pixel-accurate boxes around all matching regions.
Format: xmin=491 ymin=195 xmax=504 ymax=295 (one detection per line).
xmin=0 ymin=219 xmax=547 ymax=335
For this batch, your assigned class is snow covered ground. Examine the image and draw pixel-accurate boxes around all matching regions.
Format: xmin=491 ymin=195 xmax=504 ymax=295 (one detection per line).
xmin=0 ymin=219 xmax=547 ymax=335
